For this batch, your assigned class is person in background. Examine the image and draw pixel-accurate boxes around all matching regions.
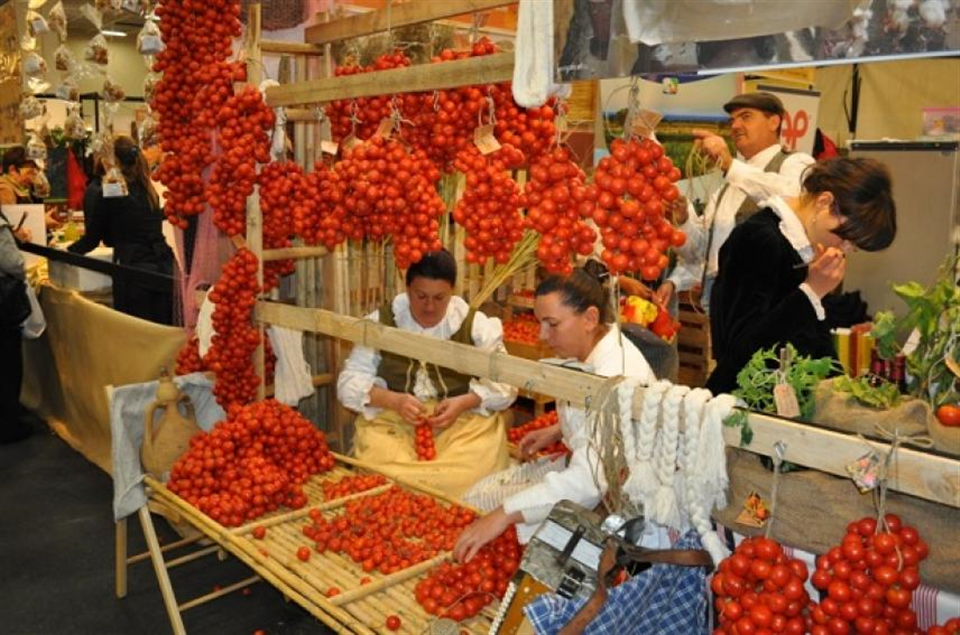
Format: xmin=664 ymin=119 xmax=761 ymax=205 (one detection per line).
xmin=68 ymin=136 xmax=175 ymax=325
xmin=656 ymin=92 xmax=815 ymax=312
xmin=454 ymin=262 xmax=655 ymax=562
xmin=706 ymin=157 xmax=897 ymax=394
xmin=336 ymin=249 xmax=517 ymax=500
xmin=0 ymin=212 xmax=32 ymax=443
xmin=0 ymin=147 xmax=39 ymax=243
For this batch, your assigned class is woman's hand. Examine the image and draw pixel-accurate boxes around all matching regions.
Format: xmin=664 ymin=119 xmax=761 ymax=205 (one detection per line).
xmin=519 ymin=423 xmax=562 ymax=460
xmin=427 ymin=392 xmax=481 ymax=430
xmin=392 ymin=392 xmax=427 ymax=425
xmin=805 ymin=244 xmax=847 ymax=298
xmin=653 ymin=280 xmax=675 ymax=308
xmin=454 ymin=507 xmax=519 ymax=563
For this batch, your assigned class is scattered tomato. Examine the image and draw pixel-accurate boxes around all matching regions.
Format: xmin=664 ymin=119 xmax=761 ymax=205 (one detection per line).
xmin=936 ymin=404 xmax=960 ymax=427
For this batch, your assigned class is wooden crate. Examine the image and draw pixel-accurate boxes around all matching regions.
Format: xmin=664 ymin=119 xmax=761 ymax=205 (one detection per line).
xmin=677 ymin=300 xmax=711 ymax=388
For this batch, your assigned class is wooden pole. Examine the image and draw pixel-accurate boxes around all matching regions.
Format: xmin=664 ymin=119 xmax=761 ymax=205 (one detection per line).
xmin=247 ymin=3 xmax=266 ymax=402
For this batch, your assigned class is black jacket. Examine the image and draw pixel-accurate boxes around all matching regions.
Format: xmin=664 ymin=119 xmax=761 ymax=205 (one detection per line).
xmin=706 ymin=208 xmax=835 ymax=394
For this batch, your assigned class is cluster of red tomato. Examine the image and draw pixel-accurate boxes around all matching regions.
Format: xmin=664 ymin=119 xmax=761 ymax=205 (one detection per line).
xmin=414 ymin=422 xmax=436 ymax=461
xmin=257 ymin=161 xmax=304 ymax=290
xmin=151 ymin=0 xmax=244 ymax=229
xmin=167 ymin=399 xmax=335 ymax=527
xmin=808 ymin=514 xmax=929 ymax=635
xmin=452 ymin=143 xmax=526 ymax=265
xmin=335 ymin=136 xmax=444 ymax=269
xmin=590 ymin=138 xmax=686 ymax=278
xmin=301 ymin=486 xmax=476 ymax=575
xmin=521 ymin=147 xmax=597 ymax=274
xmin=174 ymin=334 xmax=276 ymax=389
xmin=502 ymin=312 xmax=540 ymax=345
xmin=205 ymin=249 xmax=263 ymax=407
xmin=711 ymin=535 xmax=812 ymax=635
xmin=326 ymin=51 xmax=415 ymax=143
xmin=414 ymin=526 xmax=522 ymax=622
xmin=319 ymin=473 xmax=387 ymax=501
xmin=206 ymin=85 xmax=275 ymax=237
xmin=293 ymin=159 xmax=348 ymax=251
xmin=507 ymin=411 xmax=569 ymax=456
xmin=927 ymin=620 xmax=960 ymax=635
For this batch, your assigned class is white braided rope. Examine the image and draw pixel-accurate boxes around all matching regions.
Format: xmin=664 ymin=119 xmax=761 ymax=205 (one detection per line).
xmin=650 ymin=384 xmax=689 ymax=529
xmin=617 ymin=376 xmax=642 ymax=483
xmin=697 ymin=393 xmax=738 ymax=513
xmin=675 ymin=388 xmax=712 ymax=520
xmin=624 ymin=379 xmax=670 ymax=506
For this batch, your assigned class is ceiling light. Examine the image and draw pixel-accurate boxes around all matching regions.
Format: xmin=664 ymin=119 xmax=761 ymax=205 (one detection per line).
xmin=101 ymin=29 xmax=127 ymax=37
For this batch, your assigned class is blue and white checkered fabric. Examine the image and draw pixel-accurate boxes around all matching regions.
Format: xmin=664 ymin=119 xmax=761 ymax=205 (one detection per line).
xmin=523 ymin=530 xmax=710 ymax=635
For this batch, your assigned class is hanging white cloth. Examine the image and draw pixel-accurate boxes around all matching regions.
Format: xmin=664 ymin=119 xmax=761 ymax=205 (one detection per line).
xmin=266 ymin=325 xmax=314 ymax=406
xmin=512 ymin=0 xmax=571 ymax=108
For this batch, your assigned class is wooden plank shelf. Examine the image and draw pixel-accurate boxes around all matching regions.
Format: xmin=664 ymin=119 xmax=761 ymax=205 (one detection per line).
xmin=264 ymin=52 xmax=514 ymax=108
xmin=303 ymin=0 xmax=517 ymax=45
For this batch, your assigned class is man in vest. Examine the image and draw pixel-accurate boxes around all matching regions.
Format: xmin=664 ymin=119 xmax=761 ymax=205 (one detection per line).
xmin=655 ymin=92 xmax=815 ymax=313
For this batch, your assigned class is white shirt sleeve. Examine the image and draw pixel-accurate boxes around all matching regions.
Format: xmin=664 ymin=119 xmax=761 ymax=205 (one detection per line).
xmin=468 ymin=312 xmax=519 ymax=414
xmin=798 ymin=282 xmax=826 ymax=321
xmin=667 ymin=199 xmax=711 ymax=292
xmin=335 ymin=309 xmax=389 ymax=420
xmin=724 ymin=151 xmax=815 ymax=205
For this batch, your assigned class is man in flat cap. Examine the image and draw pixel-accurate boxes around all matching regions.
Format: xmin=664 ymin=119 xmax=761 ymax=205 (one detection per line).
xmin=655 ymin=91 xmax=815 ymax=313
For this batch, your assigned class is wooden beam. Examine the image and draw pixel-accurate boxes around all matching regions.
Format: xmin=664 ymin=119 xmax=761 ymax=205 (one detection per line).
xmin=247 ymin=3 xmax=266 ymax=402
xmin=304 ymin=0 xmax=517 ymax=45
xmin=262 ymin=245 xmax=330 ymax=261
xmin=260 ymin=40 xmax=326 ymax=56
xmin=265 ymin=52 xmax=514 ymax=108
xmin=254 ymin=301 xmax=960 ymax=509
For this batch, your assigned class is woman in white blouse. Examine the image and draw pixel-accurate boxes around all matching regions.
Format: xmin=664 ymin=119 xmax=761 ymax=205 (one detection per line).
xmin=337 ymin=250 xmax=517 ymax=499
xmin=454 ymin=262 xmax=655 ymax=561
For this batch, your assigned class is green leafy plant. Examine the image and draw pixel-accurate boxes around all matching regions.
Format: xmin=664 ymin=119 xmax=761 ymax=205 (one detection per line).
xmin=870 ymin=257 xmax=959 ymax=408
xmin=833 ymin=375 xmax=902 ymax=409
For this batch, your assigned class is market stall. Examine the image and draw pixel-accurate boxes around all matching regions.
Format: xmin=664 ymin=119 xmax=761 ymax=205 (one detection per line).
xmin=7 ymin=0 xmax=960 ymax=634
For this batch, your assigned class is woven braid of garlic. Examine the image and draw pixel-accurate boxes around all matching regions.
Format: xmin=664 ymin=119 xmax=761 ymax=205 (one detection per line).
xmin=650 ymin=384 xmax=689 ymax=529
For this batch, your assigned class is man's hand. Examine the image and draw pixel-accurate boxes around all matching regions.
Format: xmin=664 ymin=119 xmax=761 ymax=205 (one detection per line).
xmin=13 ymin=227 xmax=32 ymax=243
xmin=805 ymin=244 xmax=846 ymax=298
xmin=665 ymin=195 xmax=689 ymax=225
xmin=692 ymin=129 xmax=733 ymax=172
xmin=597 ymin=537 xmax=620 ymax=593
xmin=653 ymin=280 xmax=675 ymax=308
xmin=391 ymin=392 xmax=427 ymax=425
xmin=45 ymin=208 xmax=63 ymax=230
xmin=518 ymin=423 xmax=562 ymax=460
xmin=425 ymin=392 xmax=480 ymax=430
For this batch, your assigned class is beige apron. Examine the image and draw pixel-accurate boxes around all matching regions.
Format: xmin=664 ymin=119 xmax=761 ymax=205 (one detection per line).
xmin=352 ymin=401 xmax=510 ymax=501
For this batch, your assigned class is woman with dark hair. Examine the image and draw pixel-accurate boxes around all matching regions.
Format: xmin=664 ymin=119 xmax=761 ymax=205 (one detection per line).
xmin=706 ymin=157 xmax=897 ymax=393
xmin=336 ymin=250 xmax=517 ymax=499
xmin=454 ymin=261 xmax=656 ymax=562
xmin=68 ymin=136 xmax=175 ymax=324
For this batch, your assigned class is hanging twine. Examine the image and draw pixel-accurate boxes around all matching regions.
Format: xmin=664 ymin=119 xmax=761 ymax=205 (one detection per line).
xmin=585 ymin=375 xmax=639 ymax=518
xmin=764 ymin=441 xmax=787 ymax=540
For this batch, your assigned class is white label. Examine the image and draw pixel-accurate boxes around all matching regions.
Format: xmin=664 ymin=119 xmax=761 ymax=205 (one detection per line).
xmin=537 ymin=519 xmax=602 ymax=572
xmin=102 ymin=182 xmax=127 ymax=198
xmin=320 ymin=140 xmax=339 ymax=156
xmin=139 ymin=35 xmax=163 ymax=55
xmin=474 ymin=123 xmax=501 ymax=155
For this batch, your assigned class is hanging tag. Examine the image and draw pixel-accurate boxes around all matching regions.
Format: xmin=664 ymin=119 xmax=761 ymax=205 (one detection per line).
xmin=735 ymin=491 xmax=768 ymax=528
xmin=321 ymin=140 xmax=339 ymax=156
xmin=474 ymin=123 xmax=501 ymax=155
xmin=773 ymin=384 xmax=801 ymax=418
xmin=341 ymin=134 xmax=361 ymax=152
xmin=375 ymin=118 xmax=394 ymax=139
xmin=102 ymin=181 xmax=127 ymax=198
xmin=626 ymin=108 xmax=663 ymax=139
xmin=845 ymin=450 xmax=883 ymax=493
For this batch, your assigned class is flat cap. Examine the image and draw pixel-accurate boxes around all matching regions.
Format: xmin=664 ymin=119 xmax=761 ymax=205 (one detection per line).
xmin=723 ymin=91 xmax=786 ymax=117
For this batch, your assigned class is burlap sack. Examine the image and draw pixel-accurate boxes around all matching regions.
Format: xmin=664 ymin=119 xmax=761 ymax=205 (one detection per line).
xmin=813 ymin=379 xmax=960 ymax=457
xmin=714 ymin=449 xmax=960 ymax=594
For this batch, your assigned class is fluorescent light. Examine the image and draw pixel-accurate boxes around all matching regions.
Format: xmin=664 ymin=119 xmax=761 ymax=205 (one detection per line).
xmin=101 ymin=29 xmax=127 ymax=37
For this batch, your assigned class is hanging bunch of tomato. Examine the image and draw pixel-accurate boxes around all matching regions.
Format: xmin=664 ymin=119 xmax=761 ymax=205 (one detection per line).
xmin=166 ymin=399 xmax=335 ymax=527
xmin=807 ymin=514 xmax=929 ymax=635
xmin=492 ymin=93 xmax=558 ymax=165
xmin=206 ymin=85 xmax=275 ymax=237
xmin=589 ymin=138 xmax=686 ymax=279
xmin=175 ymin=336 xmax=205 ymax=375
xmin=302 ymin=486 xmax=476 ymax=575
xmin=325 ymin=51 xmax=416 ymax=143
xmin=711 ymin=535 xmax=811 ymax=635
xmin=414 ymin=422 xmax=436 ymax=461
xmin=336 ymin=136 xmax=444 ymax=269
xmin=204 ymin=248 xmax=262 ymax=408
xmin=293 ymin=159 xmax=347 ymax=251
xmin=414 ymin=527 xmax=522 ymax=622
xmin=521 ymin=147 xmax=597 ymax=274
xmin=452 ymin=143 xmax=526 ymax=265
xmin=152 ymin=0 xmax=244 ymax=228
xmin=257 ymin=161 xmax=304 ymax=290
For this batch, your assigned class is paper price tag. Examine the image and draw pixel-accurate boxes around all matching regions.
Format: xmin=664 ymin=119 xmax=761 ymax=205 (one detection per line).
xmin=139 ymin=35 xmax=164 ymax=55
xmin=735 ymin=491 xmax=768 ymax=528
xmin=846 ymin=451 xmax=883 ymax=493
xmin=773 ymin=383 xmax=801 ymax=418
xmin=474 ymin=124 xmax=501 ymax=155
xmin=341 ymin=134 xmax=361 ymax=152
xmin=321 ymin=140 xmax=339 ymax=156
xmin=375 ymin=118 xmax=394 ymax=139
xmin=102 ymin=182 xmax=128 ymax=198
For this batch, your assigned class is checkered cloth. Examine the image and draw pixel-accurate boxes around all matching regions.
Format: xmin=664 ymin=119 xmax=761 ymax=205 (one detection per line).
xmin=523 ymin=530 xmax=710 ymax=635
